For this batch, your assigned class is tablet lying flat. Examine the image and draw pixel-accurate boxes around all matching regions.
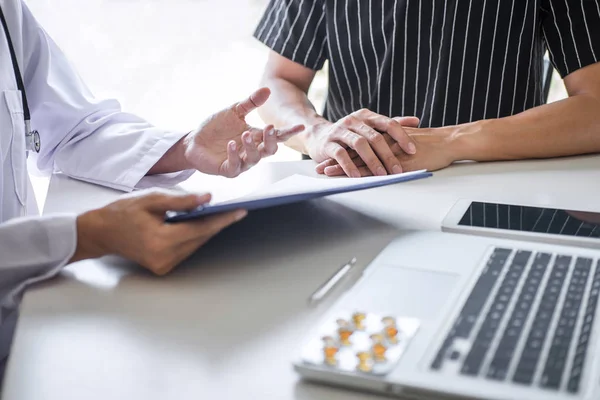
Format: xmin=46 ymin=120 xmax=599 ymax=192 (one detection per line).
xmin=165 ymin=170 xmax=432 ymax=223
xmin=442 ymin=199 xmax=600 ymax=249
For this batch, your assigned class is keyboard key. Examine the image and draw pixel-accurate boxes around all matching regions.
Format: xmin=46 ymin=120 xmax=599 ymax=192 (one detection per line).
xmin=431 ymin=337 xmax=453 ymax=370
xmin=464 ymin=252 xmax=529 ymax=377
xmin=567 ymin=264 xmax=600 ymax=393
xmin=575 ymin=258 xmax=593 ymax=271
xmin=513 ymin=251 xmax=533 ymax=267
xmin=514 ymin=256 xmax=567 ymax=386
xmin=541 ymin=372 xmax=562 ymax=390
xmin=486 ymin=366 xmax=508 ymax=381
xmin=554 ymin=255 xmax=572 ymax=270
xmin=567 ymin=378 xmax=581 ymax=393
xmin=431 ymin=248 xmax=509 ymax=371
xmin=513 ymin=369 xmax=535 ymax=385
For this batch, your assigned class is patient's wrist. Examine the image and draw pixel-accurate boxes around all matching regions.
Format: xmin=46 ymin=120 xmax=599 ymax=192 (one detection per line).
xmin=306 ymin=118 xmax=332 ymax=141
xmin=287 ymin=117 xmax=331 ymax=155
xmin=446 ymin=120 xmax=490 ymax=162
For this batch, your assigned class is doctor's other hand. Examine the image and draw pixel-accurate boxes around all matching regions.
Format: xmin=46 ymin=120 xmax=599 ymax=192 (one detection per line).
xmin=69 ymin=191 xmax=247 ymax=275
xmin=183 ymin=87 xmax=304 ymax=178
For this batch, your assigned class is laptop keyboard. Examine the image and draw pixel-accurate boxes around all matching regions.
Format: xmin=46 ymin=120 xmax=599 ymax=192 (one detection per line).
xmin=431 ymin=247 xmax=600 ymax=394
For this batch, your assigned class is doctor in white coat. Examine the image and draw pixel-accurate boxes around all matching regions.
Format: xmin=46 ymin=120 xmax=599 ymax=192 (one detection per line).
xmin=0 ymin=0 xmax=303 ymax=370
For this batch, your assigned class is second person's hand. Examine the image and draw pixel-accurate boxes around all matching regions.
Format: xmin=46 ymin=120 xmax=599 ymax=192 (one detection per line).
xmin=305 ymin=109 xmax=420 ymax=178
xmin=316 ymin=123 xmax=459 ymax=176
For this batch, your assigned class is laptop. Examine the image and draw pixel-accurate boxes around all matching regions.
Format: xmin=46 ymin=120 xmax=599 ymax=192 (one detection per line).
xmin=294 ymin=200 xmax=600 ymax=400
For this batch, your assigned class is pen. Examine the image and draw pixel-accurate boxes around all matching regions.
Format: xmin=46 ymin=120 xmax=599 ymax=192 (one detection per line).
xmin=308 ymin=257 xmax=357 ymax=306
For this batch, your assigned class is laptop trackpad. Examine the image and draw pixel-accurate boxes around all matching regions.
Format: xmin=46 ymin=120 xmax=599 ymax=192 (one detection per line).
xmin=354 ymin=266 xmax=459 ymax=320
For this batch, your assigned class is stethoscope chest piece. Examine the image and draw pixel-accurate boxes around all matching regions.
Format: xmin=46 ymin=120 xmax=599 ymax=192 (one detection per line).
xmin=26 ymin=129 xmax=41 ymax=153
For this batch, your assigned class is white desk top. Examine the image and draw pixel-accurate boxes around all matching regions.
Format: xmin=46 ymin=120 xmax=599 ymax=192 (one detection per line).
xmin=3 ymin=156 xmax=600 ymax=400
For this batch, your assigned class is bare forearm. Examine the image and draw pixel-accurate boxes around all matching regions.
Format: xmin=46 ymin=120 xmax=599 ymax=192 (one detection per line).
xmin=258 ymin=77 xmax=327 ymax=153
xmin=452 ymin=95 xmax=600 ymax=161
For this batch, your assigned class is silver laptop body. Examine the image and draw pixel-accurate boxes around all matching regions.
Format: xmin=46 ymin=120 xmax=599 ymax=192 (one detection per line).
xmin=294 ymin=231 xmax=600 ymax=400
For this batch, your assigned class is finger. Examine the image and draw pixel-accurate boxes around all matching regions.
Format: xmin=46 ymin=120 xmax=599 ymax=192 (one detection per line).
xmin=167 ymin=209 xmax=246 ymax=267
xmin=337 ymin=129 xmax=387 ymax=176
xmin=323 ymin=142 xmax=360 ymax=178
xmin=350 ymin=122 xmax=402 ymax=174
xmin=389 ymin=141 xmax=402 ymax=155
xmin=363 ymin=114 xmax=419 ymax=132
xmin=381 ymin=134 xmax=403 ymax=156
xmin=392 ymin=116 xmax=420 ymax=127
xmin=386 ymin=119 xmax=418 ymax=155
xmin=234 ymin=87 xmax=271 ymax=117
xmin=324 ymin=164 xmax=372 ymax=177
xmin=274 ymin=124 xmax=305 ymax=141
xmin=220 ymin=141 xmax=242 ymax=178
xmin=315 ymin=158 xmax=338 ymax=174
xmin=261 ymin=125 xmax=278 ymax=156
xmin=249 ymin=127 xmax=267 ymax=145
xmin=347 ymin=154 xmax=366 ymax=168
xmin=170 ymin=209 xmax=248 ymax=241
xmin=143 ymin=191 xmax=211 ymax=213
xmin=169 ymin=240 xmax=210 ymax=270
xmin=362 ymin=114 xmax=418 ymax=155
xmin=247 ymin=124 xmax=304 ymax=144
xmin=203 ymin=210 xmax=248 ymax=235
xmin=347 ymin=133 xmax=400 ymax=158
xmin=356 ymin=166 xmax=373 ymax=177
xmin=323 ymin=164 xmax=346 ymax=177
xmin=319 ymin=153 xmax=367 ymax=175
xmin=241 ymin=131 xmax=261 ymax=167
xmin=148 ymin=244 xmax=198 ymax=276
xmin=153 ymin=209 xmax=248 ymax=274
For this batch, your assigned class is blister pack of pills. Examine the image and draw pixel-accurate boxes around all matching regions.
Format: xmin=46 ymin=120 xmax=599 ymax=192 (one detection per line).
xmin=300 ymin=311 xmax=420 ymax=375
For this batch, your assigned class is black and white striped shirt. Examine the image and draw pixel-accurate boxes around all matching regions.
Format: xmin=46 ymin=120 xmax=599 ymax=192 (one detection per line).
xmin=254 ymin=0 xmax=600 ymax=127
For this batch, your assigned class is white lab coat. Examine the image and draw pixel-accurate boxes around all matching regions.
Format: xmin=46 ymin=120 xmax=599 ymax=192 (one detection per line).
xmin=0 ymin=0 xmax=193 ymax=369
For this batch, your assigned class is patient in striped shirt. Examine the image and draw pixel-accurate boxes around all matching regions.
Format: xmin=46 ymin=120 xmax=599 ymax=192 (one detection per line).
xmin=253 ymin=0 xmax=600 ymax=177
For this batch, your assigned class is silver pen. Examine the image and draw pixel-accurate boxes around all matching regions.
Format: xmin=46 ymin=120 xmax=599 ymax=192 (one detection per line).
xmin=308 ymin=257 xmax=357 ymax=306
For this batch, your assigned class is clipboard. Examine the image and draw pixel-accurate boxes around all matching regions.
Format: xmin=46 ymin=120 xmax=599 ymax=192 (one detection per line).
xmin=165 ymin=170 xmax=432 ymax=223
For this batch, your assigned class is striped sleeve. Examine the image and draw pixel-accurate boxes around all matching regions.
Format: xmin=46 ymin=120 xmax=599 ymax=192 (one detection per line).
xmin=254 ymin=0 xmax=328 ymax=70
xmin=541 ymin=0 xmax=600 ymax=78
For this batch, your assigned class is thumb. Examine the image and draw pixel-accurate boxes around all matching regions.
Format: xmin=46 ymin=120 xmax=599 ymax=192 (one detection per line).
xmin=248 ymin=87 xmax=271 ymax=108
xmin=142 ymin=191 xmax=212 ymax=213
xmin=393 ymin=116 xmax=420 ymax=127
xmin=234 ymin=87 xmax=271 ymax=117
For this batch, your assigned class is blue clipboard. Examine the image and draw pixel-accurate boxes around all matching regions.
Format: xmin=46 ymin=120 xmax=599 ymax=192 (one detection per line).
xmin=165 ymin=171 xmax=432 ymax=223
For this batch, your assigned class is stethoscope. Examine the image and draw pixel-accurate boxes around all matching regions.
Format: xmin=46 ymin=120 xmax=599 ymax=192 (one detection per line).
xmin=0 ymin=3 xmax=41 ymax=153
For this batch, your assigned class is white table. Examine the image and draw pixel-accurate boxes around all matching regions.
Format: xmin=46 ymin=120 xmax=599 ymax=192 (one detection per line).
xmin=3 ymin=155 xmax=600 ymax=400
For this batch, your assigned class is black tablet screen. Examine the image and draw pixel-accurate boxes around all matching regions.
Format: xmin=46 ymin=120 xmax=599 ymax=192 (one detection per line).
xmin=458 ymin=202 xmax=600 ymax=239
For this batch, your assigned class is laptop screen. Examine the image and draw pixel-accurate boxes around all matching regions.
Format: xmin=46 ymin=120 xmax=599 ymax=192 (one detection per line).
xmin=458 ymin=202 xmax=600 ymax=238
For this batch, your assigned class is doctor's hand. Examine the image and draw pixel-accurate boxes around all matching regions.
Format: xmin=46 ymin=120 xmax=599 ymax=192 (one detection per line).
xmin=183 ymin=87 xmax=304 ymax=178
xmin=70 ymin=191 xmax=247 ymax=275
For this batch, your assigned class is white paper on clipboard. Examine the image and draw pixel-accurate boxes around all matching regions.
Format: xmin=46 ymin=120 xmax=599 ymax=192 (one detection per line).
xmin=165 ymin=170 xmax=432 ymax=222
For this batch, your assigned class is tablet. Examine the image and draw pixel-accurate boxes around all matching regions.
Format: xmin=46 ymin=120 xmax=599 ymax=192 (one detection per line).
xmin=442 ymin=199 xmax=600 ymax=249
